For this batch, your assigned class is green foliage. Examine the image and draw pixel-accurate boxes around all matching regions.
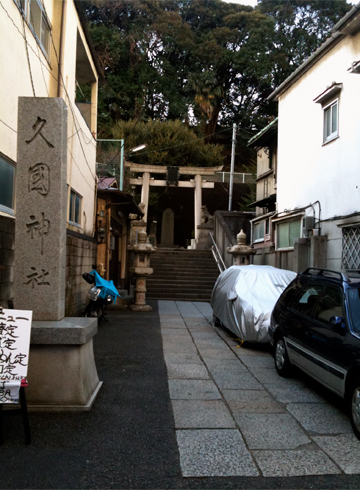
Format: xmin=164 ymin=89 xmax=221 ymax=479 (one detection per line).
xmin=112 ymin=119 xmax=224 ymax=167
xmin=83 ymin=0 xmax=351 ymax=145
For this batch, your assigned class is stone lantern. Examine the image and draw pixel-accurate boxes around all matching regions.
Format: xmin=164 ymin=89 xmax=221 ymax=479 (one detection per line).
xmin=227 ymin=229 xmax=255 ymax=265
xmin=127 ymin=230 xmax=157 ymax=311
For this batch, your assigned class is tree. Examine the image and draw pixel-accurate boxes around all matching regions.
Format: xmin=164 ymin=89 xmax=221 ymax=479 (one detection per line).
xmin=83 ymin=0 xmax=351 ymax=161
xmin=96 ymin=119 xmax=224 ymax=175
xmin=257 ymin=0 xmax=351 ymax=87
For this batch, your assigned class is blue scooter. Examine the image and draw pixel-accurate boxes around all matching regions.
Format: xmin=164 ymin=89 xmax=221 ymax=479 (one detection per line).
xmin=82 ymin=270 xmax=120 ymax=322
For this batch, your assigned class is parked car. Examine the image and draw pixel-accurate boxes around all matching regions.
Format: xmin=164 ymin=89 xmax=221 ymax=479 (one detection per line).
xmin=211 ymin=265 xmax=296 ymax=343
xmin=269 ymin=268 xmax=360 ymax=439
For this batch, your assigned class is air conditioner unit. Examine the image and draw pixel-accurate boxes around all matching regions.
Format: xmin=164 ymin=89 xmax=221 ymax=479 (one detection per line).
xmin=302 ymin=216 xmax=315 ymax=237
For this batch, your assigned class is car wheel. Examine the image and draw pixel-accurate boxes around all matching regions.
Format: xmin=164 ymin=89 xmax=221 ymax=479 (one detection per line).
xmin=213 ymin=316 xmax=222 ymax=327
xmin=349 ymin=382 xmax=360 ymax=440
xmin=274 ymin=335 xmax=292 ymax=377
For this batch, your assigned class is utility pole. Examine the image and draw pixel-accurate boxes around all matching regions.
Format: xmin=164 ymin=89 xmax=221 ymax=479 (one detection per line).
xmin=228 ymin=123 xmax=236 ymax=211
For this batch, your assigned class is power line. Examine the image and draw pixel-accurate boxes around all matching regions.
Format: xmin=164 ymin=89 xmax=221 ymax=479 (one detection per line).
xmin=43 ymin=1 xmax=96 ymax=182
xmin=21 ymin=9 xmax=35 ymax=96
xmin=0 ymin=1 xmax=59 ymax=86
xmin=0 ymin=119 xmax=17 ymax=133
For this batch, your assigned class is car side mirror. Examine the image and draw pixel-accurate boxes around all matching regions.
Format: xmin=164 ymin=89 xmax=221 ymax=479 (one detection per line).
xmin=330 ymin=316 xmax=346 ymax=333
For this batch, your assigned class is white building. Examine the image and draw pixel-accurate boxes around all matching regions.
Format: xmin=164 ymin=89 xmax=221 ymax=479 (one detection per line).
xmin=254 ymin=4 xmax=360 ymax=272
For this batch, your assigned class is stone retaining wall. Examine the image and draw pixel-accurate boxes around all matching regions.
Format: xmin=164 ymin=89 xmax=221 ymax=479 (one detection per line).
xmin=65 ymin=230 xmax=97 ymax=317
xmin=0 ymin=220 xmax=97 ymax=315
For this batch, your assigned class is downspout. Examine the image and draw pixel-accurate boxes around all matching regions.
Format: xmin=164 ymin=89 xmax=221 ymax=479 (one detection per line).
xmin=57 ymin=0 xmax=66 ymax=97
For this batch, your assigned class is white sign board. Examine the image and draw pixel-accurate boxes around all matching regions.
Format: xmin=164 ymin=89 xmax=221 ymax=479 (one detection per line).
xmin=0 ymin=309 xmax=32 ymax=403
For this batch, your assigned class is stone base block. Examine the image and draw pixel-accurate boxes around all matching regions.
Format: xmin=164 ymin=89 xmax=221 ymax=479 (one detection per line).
xmin=26 ymin=317 xmax=101 ymax=411
xmin=130 ymin=304 xmax=153 ymax=312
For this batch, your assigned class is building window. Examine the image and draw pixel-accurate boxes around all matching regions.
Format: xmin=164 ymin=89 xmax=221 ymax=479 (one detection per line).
xmin=342 ymin=226 xmax=360 ymax=270
xmin=254 ymin=221 xmax=265 ymax=242
xmin=0 ymin=155 xmax=15 ymax=215
xmin=14 ymin=0 xmax=51 ymax=58
xmin=277 ymin=219 xmax=301 ymax=249
xmin=69 ymin=189 xmax=82 ymax=226
xmin=323 ymin=99 xmax=338 ymax=143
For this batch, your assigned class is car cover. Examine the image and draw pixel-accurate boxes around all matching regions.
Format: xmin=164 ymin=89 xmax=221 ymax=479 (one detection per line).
xmin=211 ymin=265 xmax=296 ymax=343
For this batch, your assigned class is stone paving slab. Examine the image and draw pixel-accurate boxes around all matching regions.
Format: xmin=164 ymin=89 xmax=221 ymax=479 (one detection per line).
xmin=287 ymin=403 xmax=352 ymax=434
xmin=164 ymin=352 xmax=203 ymax=364
xmin=231 ymin=344 xmax=272 ymax=357
xmin=160 ymin=301 xmax=360 ymax=478
xmin=162 ymin=340 xmax=198 ymax=354
xmin=172 ymin=400 xmax=236 ymax=428
xmin=253 ymin=449 xmax=341 ymax=477
xmin=193 ymin=340 xmax=229 ymax=351
xmin=252 ymin=368 xmax=297 ymax=384
xmin=166 ymin=363 xmax=210 ymax=379
xmin=199 ymin=349 xmax=239 ymax=360
xmin=160 ymin=323 xmax=187 ymax=329
xmin=240 ymin=355 xmax=275 ymax=369
xmin=186 ymin=325 xmax=215 ymax=332
xmin=211 ymin=372 xmax=263 ymax=390
xmin=190 ymin=331 xmax=220 ymax=340
xmin=223 ymin=389 xmax=284 ymax=413
xmin=204 ymin=359 xmax=249 ymax=371
xmin=234 ymin=413 xmax=311 ymax=449
xmin=176 ymin=429 xmax=259 ymax=477
xmin=313 ymin=434 xmax=360 ymax=474
xmin=266 ymin=383 xmax=327 ymax=404
xmin=168 ymin=379 xmax=222 ymax=400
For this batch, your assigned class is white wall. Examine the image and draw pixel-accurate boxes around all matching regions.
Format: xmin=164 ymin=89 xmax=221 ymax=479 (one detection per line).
xmin=277 ymin=32 xmax=360 ymax=221
xmin=0 ymin=0 xmax=98 ymax=236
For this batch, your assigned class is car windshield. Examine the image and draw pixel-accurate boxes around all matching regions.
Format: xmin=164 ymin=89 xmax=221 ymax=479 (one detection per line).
xmin=347 ymin=287 xmax=360 ymax=334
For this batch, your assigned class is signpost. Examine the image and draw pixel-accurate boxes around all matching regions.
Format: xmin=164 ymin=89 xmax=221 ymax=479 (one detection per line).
xmin=0 ymin=308 xmax=32 ymax=403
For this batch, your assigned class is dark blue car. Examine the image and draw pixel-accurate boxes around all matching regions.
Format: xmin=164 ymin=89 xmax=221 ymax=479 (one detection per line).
xmin=269 ymin=268 xmax=360 ymax=439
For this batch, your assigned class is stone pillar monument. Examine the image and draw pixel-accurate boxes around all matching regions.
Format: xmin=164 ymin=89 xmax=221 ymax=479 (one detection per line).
xmin=160 ymin=208 xmax=174 ymax=247
xmin=128 ymin=230 xmax=156 ymax=311
xmin=14 ymin=97 xmax=67 ymax=321
xmin=12 ymin=98 xmax=101 ymax=411
xmin=227 ymin=230 xmax=255 ymax=265
xmin=141 ymin=171 xmax=150 ymax=223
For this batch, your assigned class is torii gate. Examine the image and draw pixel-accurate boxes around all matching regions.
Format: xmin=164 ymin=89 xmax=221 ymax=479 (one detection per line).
xmin=126 ymin=163 xmax=223 ymax=240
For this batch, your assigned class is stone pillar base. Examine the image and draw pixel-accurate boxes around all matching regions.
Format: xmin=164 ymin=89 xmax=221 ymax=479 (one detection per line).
xmin=26 ymin=317 xmax=101 ymax=411
xmin=129 ymin=304 xmax=153 ymax=312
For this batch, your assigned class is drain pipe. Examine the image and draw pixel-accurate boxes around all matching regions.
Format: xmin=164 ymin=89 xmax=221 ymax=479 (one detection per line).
xmin=57 ymin=0 xmax=66 ymax=97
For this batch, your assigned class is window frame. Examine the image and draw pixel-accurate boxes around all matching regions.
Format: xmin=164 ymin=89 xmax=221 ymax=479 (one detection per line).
xmin=253 ymin=220 xmax=265 ymax=243
xmin=276 ymin=218 xmax=302 ymax=251
xmin=68 ymin=189 xmax=82 ymax=228
xmin=14 ymin=0 xmax=51 ymax=60
xmin=323 ymin=98 xmax=339 ymax=144
xmin=0 ymin=154 xmax=16 ymax=216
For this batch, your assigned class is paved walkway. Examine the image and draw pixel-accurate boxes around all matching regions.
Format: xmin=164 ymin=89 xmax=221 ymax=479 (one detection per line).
xmin=1 ymin=300 xmax=360 ymax=489
xmin=159 ymin=300 xmax=360 ymax=478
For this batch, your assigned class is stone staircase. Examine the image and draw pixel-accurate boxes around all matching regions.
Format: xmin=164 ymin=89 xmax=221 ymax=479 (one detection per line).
xmin=146 ymin=248 xmax=220 ymax=302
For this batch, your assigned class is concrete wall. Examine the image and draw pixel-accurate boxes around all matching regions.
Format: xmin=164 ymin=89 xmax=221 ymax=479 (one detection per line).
xmin=214 ymin=211 xmax=255 ymax=269
xmin=65 ymin=231 xmax=97 ymax=317
xmin=0 ymin=216 xmax=15 ymax=307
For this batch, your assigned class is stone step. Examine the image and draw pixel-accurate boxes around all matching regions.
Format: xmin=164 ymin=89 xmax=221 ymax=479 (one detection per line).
xmin=146 ymin=248 xmax=218 ymax=301
xmin=147 ymin=293 xmax=212 ymax=301
xmin=147 ymin=278 xmax=217 ymax=285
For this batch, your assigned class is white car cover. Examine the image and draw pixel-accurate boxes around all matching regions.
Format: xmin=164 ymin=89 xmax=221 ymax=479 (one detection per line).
xmin=211 ymin=265 xmax=296 ymax=343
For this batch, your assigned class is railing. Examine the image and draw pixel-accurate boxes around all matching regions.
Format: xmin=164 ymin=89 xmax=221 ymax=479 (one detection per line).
xmin=213 ymin=172 xmax=256 ymax=184
xmin=209 ymin=232 xmax=226 ymax=273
